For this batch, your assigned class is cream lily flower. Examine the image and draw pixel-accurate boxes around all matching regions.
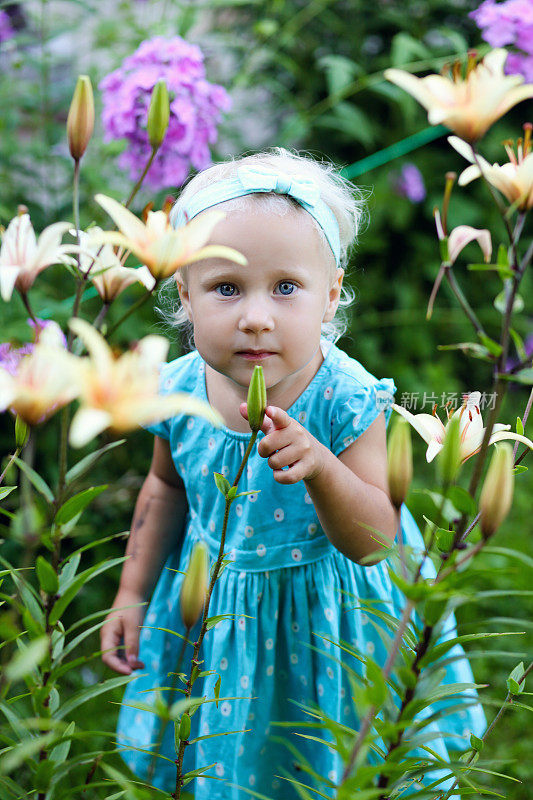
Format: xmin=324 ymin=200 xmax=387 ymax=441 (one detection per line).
xmin=392 ymin=391 xmax=533 ymax=463
xmin=93 ymin=194 xmax=247 ymax=280
xmin=75 ymin=228 xmax=156 ymax=302
xmin=0 ymin=212 xmax=74 ymax=302
xmin=68 ymin=318 xmax=223 ymax=448
xmin=448 ymin=128 xmax=533 ymax=211
xmin=384 ymin=49 xmax=533 ymax=143
xmin=0 ymin=325 xmax=79 ymax=426
xmin=434 ymin=208 xmax=492 ymax=264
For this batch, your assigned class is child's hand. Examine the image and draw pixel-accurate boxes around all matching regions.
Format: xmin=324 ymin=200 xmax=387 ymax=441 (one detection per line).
xmin=239 ymin=403 xmax=326 ymax=484
xmin=101 ymin=589 xmax=146 ymax=675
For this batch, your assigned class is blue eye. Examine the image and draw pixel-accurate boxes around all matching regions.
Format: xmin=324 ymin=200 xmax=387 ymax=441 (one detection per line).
xmin=216 ymin=283 xmax=236 ymax=297
xmin=278 ymin=281 xmax=296 ymax=295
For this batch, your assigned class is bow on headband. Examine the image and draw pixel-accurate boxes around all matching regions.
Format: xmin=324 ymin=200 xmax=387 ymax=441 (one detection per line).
xmin=236 ymin=165 xmax=321 ymax=207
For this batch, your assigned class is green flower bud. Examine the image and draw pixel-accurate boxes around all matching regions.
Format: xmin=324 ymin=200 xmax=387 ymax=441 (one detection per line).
xmin=479 ymin=442 xmax=514 ymax=539
xmin=180 ymin=541 xmax=209 ymax=629
xmin=178 ymin=712 xmax=191 ymax=741
xmin=387 ymin=416 xmax=412 ymax=508
xmin=67 ymin=75 xmax=94 ymax=160
xmin=147 ymin=80 xmax=170 ymax=149
xmin=246 ymin=365 xmax=266 ymax=432
xmin=15 ymin=416 xmax=29 ymax=448
xmin=437 ymin=415 xmax=462 ymax=483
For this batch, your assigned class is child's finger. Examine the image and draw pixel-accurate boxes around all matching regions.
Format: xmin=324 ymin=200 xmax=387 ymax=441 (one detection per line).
xmin=124 ymin=624 xmax=144 ymax=670
xmin=101 ymin=623 xmax=132 ymax=674
xmin=265 ymin=406 xmax=291 ymax=429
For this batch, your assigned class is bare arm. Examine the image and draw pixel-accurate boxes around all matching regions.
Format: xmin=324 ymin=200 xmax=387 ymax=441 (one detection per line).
xmin=304 ymin=413 xmax=399 ymax=566
xmin=118 ymin=435 xmax=189 ymax=600
xmin=101 ymin=435 xmax=188 ymax=673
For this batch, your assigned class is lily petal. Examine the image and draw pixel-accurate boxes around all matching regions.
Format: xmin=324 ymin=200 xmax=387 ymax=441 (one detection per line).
xmin=391 ymin=403 xmax=445 ymax=444
xmin=69 ymin=407 xmax=113 ymax=448
xmin=95 ymin=194 xmax=148 ymax=242
xmin=448 ymin=226 xmax=492 ymax=265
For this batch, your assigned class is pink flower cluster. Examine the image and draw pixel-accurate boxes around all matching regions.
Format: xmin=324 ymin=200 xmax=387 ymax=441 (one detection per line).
xmin=470 ymin=0 xmax=533 ymax=81
xmin=0 ymin=10 xmax=14 ymax=44
xmin=0 ymin=319 xmax=66 ymax=376
xmin=99 ymin=36 xmax=231 ymax=190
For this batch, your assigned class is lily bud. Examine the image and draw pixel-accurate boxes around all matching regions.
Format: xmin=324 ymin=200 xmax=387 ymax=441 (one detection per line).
xmin=67 ymin=75 xmax=94 ymax=161
xmin=437 ymin=414 xmax=462 ymax=483
xmin=479 ymin=443 xmax=514 ymax=539
xmin=246 ymin=365 xmax=266 ymax=432
xmin=387 ymin=416 xmax=413 ymax=508
xmin=180 ymin=541 xmax=209 ymax=629
xmin=147 ymin=80 xmax=170 ymax=149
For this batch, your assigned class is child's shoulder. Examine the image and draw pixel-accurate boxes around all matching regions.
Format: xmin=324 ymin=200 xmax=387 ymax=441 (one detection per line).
xmin=322 ymin=341 xmax=396 ymax=396
xmin=157 ymin=349 xmax=203 ymax=395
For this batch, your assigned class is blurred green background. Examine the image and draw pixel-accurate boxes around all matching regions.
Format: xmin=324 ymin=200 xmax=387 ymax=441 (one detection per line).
xmin=1 ymin=0 xmax=531 ymax=796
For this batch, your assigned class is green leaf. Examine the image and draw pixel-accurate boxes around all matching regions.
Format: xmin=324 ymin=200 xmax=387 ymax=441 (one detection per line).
xmin=56 ymin=674 xmax=132 ymax=720
xmin=516 ymin=416 xmax=525 ymax=436
xmin=514 ymin=464 xmax=528 ymax=474
xmin=437 ymin=342 xmax=492 ymax=362
xmin=467 ymin=263 xmax=514 ymax=279
xmin=36 ymin=556 xmax=59 ymax=595
xmin=497 ymin=243 xmax=509 ymax=267
xmin=507 ymin=662 xmax=525 ymax=695
xmin=12 ymin=457 xmax=53 ymax=503
xmin=204 ymin=613 xmax=235 ymax=631
xmin=419 ymin=632 xmax=524 ymax=669
xmin=55 ymin=485 xmax=108 ymax=525
xmin=318 ymin=54 xmax=362 ymax=96
xmin=213 ymin=472 xmax=231 ymax=497
xmin=391 ymin=31 xmax=430 ymax=65
xmin=49 ymin=557 xmax=125 ymax=625
xmin=227 ymin=486 xmax=237 ymax=501
xmin=65 ymin=439 xmax=125 ymax=485
xmin=499 ymin=367 xmax=533 ymax=385
xmin=446 ymin=485 xmax=477 ymax=516
xmin=477 ymin=334 xmax=503 ymax=357
xmin=509 ymin=327 xmax=527 ymax=361
xmin=470 ymin=733 xmax=484 ymax=751
xmin=365 ymin=658 xmax=387 ymax=708
xmin=0 ymin=487 xmax=16 ymax=501
xmin=214 ymin=675 xmax=221 ymax=709
xmin=234 ymin=489 xmax=261 ymax=498
xmin=436 ymin=528 xmax=456 ymax=553
xmin=4 ymin=636 xmax=49 ymax=682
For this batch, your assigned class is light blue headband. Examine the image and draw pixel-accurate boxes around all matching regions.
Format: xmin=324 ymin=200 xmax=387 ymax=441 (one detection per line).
xmin=171 ymin=165 xmax=341 ymax=267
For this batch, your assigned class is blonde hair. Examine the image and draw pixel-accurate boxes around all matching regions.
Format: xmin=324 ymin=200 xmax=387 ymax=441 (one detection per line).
xmin=155 ymin=147 xmax=368 ymax=349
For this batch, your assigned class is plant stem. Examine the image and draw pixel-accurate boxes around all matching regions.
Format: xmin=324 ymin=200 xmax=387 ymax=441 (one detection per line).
xmin=104 ymin=288 xmax=158 ymax=340
xmin=444 ymin=267 xmax=486 ymax=338
xmin=124 ymin=147 xmax=157 ymax=210
xmin=0 ymin=447 xmax=22 ymax=485
xmin=173 ymin=432 xmax=258 ymax=799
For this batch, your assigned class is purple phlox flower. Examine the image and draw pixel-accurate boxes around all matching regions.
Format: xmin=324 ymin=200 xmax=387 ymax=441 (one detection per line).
xmin=98 ymin=35 xmax=232 ymax=191
xmin=0 ymin=318 xmax=66 ymax=376
xmin=0 ymin=343 xmax=33 ymax=376
xmin=0 ymin=10 xmax=14 ymax=44
xmin=391 ymin=163 xmax=427 ymax=203
xmin=470 ymin=1 xmax=533 ymax=80
xmin=505 ymin=331 xmax=533 ymax=377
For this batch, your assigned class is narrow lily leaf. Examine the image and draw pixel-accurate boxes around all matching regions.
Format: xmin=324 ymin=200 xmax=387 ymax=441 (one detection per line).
xmin=50 ymin=557 xmax=125 ymax=625
xmin=36 ymin=556 xmax=59 ymax=595
xmin=0 ymin=487 xmax=16 ymax=501
xmin=55 ymin=485 xmax=108 ymax=525
xmin=12 ymin=457 xmax=54 ymax=503
xmin=4 ymin=636 xmax=49 ymax=682
xmin=65 ymin=439 xmax=125 ymax=484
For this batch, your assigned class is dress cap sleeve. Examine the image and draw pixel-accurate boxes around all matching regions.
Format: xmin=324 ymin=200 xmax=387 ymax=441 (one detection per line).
xmin=331 ymin=376 xmax=396 ymax=456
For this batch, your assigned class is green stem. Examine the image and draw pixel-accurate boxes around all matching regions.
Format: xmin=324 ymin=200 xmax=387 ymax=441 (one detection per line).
xmin=104 ymin=288 xmax=158 ymax=341
xmin=124 ymin=147 xmax=157 ymax=209
xmin=444 ymin=267 xmax=486 ymax=338
xmin=173 ymin=431 xmax=258 ymax=799
xmin=0 ymin=446 xmax=22 ymax=486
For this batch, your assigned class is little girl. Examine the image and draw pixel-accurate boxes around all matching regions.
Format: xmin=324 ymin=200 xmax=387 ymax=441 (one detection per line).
xmin=101 ymin=148 xmax=486 ymax=798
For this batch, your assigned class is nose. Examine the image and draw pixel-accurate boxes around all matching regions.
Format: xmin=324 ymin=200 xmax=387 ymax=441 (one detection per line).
xmin=237 ymin=295 xmax=275 ymax=334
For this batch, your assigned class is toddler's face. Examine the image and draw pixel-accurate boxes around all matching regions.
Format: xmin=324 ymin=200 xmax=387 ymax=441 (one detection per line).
xmin=176 ymin=204 xmax=343 ymax=395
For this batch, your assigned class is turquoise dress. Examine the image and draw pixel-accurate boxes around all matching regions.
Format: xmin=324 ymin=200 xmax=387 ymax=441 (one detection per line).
xmin=116 ymin=339 xmax=486 ymax=798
